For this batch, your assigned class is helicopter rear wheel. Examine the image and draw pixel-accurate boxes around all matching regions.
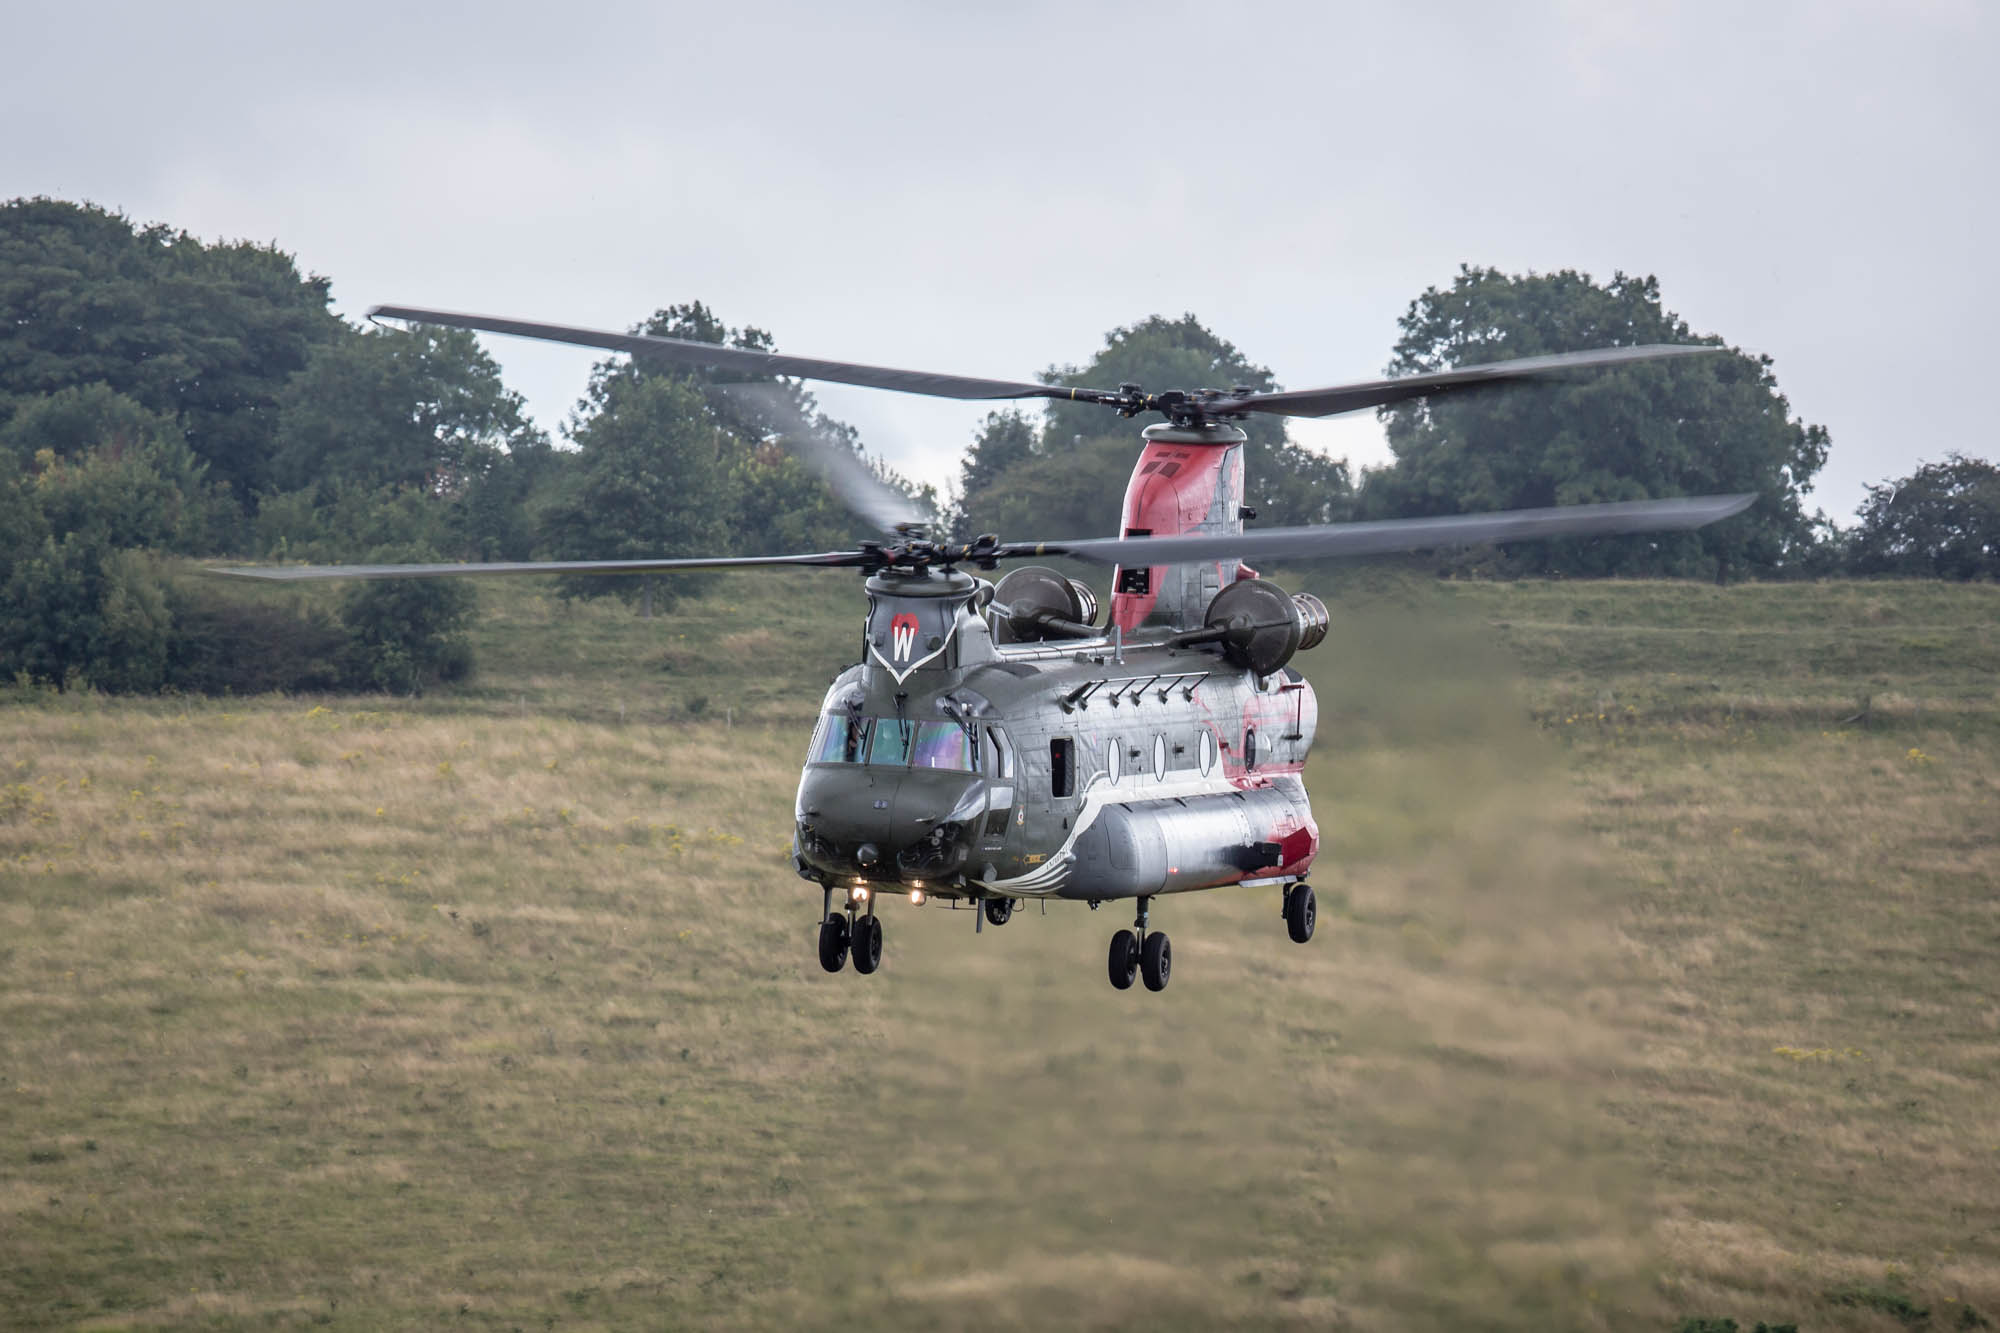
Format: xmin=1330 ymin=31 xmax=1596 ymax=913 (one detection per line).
xmin=817 ymin=915 xmax=850 ymax=973
xmin=851 ymin=914 xmax=884 ymax=975
xmin=1141 ymin=930 xmax=1172 ymax=992
xmin=1284 ymin=882 xmax=1316 ymax=944
xmin=983 ymin=896 xmax=1015 ymax=927
xmin=1107 ymin=929 xmax=1139 ymax=990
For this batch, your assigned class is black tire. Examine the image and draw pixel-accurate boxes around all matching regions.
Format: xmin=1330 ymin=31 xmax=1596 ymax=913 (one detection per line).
xmin=1285 ymin=882 xmax=1316 ymax=944
xmin=817 ymin=916 xmax=850 ymax=973
xmin=982 ymin=897 xmax=1014 ymax=927
xmin=1141 ymin=930 xmax=1172 ymax=992
xmin=1107 ymin=929 xmax=1139 ymax=990
xmin=851 ymin=915 xmax=883 ymax=975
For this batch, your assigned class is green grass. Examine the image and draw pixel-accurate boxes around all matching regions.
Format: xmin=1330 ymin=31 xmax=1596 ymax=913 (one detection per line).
xmin=2 ymin=574 xmax=1997 ymax=1330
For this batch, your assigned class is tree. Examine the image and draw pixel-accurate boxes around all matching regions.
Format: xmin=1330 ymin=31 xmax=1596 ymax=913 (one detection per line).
xmin=263 ymin=321 xmax=555 ymax=564
xmin=551 ymin=304 xmax=927 ymax=595
xmin=1362 ymin=267 xmax=1828 ymax=578
xmin=340 ymin=575 xmax=475 ymax=694
xmin=6 ymin=386 xmax=238 ymax=555
xmin=0 ymin=197 xmax=342 ymax=498
xmin=954 ymin=409 xmax=1035 ymax=536
xmin=962 ymin=435 xmax=1145 ymax=543
xmin=270 ymin=324 xmax=544 ymax=498
xmin=1848 ymin=454 xmax=1999 ymax=579
xmin=953 ymin=409 xmax=1038 ymax=533
xmin=538 ymin=373 xmax=740 ymax=612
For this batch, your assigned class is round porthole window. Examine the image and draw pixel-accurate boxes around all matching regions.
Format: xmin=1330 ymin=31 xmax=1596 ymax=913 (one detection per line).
xmin=1198 ymin=730 xmax=1216 ymax=776
xmin=1152 ymin=733 xmax=1168 ymax=782
xmin=1106 ymin=737 xmax=1121 ymax=785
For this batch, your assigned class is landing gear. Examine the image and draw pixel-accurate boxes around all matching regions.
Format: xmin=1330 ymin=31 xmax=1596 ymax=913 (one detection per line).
xmin=817 ymin=915 xmax=850 ymax=972
xmin=851 ymin=914 xmax=883 ymax=974
xmin=1283 ymin=881 xmax=1316 ymax=944
xmin=982 ymin=897 xmax=1015 ymax=927
xmin=1141 ymin=930 xmax=1172 ymax=991
xmin=1107 ymin=929 xmax=1139 ymax=989
xmin=817 ymin=883 xmax=881 ymax=976
xmin=1108 ymin=896 xmax=1170 ymax=992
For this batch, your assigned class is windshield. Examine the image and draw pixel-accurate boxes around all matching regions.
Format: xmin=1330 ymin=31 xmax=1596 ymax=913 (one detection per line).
xmin=911 ymin=721 xmax=974 ymax=771
xmin=812 ymin=713 xmax=981 ymax=770
xmin=868 ymin=716 xmax=915 ymax=765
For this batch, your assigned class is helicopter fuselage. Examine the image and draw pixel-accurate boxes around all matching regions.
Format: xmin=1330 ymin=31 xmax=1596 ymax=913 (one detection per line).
xmin=792 ymin=565 xmax=1320 ymax=905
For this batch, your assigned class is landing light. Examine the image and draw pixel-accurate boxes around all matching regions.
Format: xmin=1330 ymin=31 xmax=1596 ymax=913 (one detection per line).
xmin=910 ymin=888 xmax=926 ymax=905
xmin=850 ymin=884 xmax=871 ymax=904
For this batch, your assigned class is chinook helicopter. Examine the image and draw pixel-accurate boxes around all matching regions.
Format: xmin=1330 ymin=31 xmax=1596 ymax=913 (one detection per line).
xmin=224 ymin=307 xmax=1751 ymax=992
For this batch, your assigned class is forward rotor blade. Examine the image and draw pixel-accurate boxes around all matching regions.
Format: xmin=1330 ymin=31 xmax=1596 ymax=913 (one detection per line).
xmin=712 ymin=382 xmax=926 ymax=535
xmin=211 ymin=551 xmax=866 ymax=582
xmin=370 ymin=306 xmax=1062 ymax=403
xmin=1208 ymin=344 xmax=1721 ymax=419
xmin=1023 ymin=493 xmax=1755 ymax=566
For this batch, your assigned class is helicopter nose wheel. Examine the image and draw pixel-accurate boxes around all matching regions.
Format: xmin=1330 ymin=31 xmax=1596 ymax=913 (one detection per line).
xmin=1108 ymin=897 xmax=1171 ymax=992
xmin=851 ymin=913 xmax=884 ymax=975
xmin=982 ymin=897 xmax=1015 ymax=927
xmin=1283 ymin=882 xmax=1316 ymax=944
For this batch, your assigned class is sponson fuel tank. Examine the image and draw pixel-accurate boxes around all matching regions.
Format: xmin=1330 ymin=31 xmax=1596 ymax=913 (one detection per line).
xmin=1061 ymin=781 xmax=1317 ymax=899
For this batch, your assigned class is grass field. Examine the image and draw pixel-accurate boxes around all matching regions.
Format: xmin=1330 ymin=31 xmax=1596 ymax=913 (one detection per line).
xmin=3 ymin=574 xmax=1997 ymax=1330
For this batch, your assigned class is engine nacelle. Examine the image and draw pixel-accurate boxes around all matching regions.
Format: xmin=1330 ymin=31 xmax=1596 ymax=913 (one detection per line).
xmin=1201 ymin=579 xmax=1328 ymax=675
xmin=991 ymin=566 xmax=1099 ymax=643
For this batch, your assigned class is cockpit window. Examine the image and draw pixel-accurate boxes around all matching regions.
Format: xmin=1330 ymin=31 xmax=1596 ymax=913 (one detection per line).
xmin=911 ymin=721 xmax=974 ymax=771
xmin=812 ymin=714 xmax=870 ymax=763
xmin=814 ymin=713 xmax=986 ymax=770
xmin=868 ymin=716 xmax=916 ymax=766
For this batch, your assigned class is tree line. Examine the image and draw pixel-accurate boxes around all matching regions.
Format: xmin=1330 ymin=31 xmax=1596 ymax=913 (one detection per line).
xmin=2 ymin=199 xmax=1991 ymax=694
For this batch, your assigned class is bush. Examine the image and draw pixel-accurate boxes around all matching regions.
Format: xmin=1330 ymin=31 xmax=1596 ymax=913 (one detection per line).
xmin=164 ymin=575 xmax=350 ymax=695
xmin=339 ymin=576 xmax=475 ymax=695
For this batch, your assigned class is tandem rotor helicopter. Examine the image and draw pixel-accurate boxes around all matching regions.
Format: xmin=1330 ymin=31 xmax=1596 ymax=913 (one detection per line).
xmin=224 ymin=307 xmax=1751 ymax=993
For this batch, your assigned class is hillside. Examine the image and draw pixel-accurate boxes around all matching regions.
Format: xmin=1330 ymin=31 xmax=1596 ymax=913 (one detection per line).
xmin=3 ymin=575 xmax=1996 ymax=1330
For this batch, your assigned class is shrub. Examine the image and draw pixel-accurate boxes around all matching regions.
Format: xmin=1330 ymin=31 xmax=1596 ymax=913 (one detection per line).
xmin=339 ymin=576 xmax=475 ymax=695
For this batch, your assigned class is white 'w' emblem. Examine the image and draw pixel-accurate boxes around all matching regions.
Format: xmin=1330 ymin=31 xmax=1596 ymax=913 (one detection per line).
xmin=889 ymin=613 xmax=920 ymax=662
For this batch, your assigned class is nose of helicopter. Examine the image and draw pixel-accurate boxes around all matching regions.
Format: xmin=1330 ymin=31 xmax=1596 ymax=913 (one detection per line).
xmin=795 ymin=768 xmax=983 ymax=884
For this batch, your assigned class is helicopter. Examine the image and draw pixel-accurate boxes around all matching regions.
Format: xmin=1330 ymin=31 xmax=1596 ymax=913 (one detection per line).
xmin=223 ymin=307 xmax=1752 ymax=992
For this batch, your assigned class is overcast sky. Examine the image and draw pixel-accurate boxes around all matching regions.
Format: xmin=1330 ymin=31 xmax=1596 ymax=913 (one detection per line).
xmin=8 ymin=0 xmax=1993 ymax=523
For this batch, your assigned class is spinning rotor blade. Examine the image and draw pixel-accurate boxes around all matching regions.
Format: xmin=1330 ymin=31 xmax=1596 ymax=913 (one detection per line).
xmin=374 ymin=306 xmax=1718 ymax=425
xmin=212 ymin=551 xmax=866 ymax=582
xmin=1200 ymin=344 xmax=1722 ymax=419
xmin=712 ymin=381 xmax=926 ymax=535
xmin=369 ymin=306 xmax=1062 ymax=403
xmin=1018 ymin=493 xmax=1755 ymax=566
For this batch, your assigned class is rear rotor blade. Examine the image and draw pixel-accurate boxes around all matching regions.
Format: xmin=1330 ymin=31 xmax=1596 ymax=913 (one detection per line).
xmin=1206 ymin=344 xmax=1720 ymax=419
xmin=1022 ymin=493 xmax=1755 ymax=566
xmin=370 ymin=306 xmax=1064 ymax=403
xmin=211 ymin=551 xmax=867 ymax=582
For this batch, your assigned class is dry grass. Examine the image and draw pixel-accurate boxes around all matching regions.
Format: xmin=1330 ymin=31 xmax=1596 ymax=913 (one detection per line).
xmin=2 ymin=577 xmax=1997 ymax=1330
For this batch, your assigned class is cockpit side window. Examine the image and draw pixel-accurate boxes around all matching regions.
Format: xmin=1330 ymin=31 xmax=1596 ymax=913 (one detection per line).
xmin=812 ymin=714 xmax=870 ymax=763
